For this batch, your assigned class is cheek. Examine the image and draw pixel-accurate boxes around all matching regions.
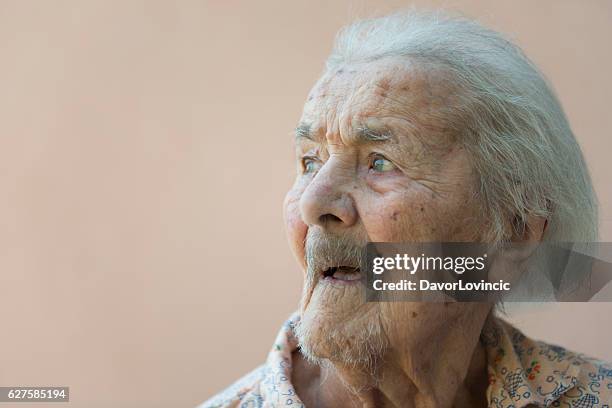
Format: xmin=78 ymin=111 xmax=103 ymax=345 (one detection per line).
xmin=360 ymin=187 xmax=483 ymax=242
xmin=283 ymin=187 xmax=308 ymax=270
xmin=359 ymin=189 xmax=435 ymax=242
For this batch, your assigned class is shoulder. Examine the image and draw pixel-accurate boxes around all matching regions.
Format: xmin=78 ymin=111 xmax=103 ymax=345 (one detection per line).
xmin=484 ymin=318 xmax=612 ymax=407
xmin=559 ymin=352 xmax=612 ymax=407
xmin=526 ymin=336 xmax=612 ymax=406
xmin=512 ymin=326 xmax=612 ymax=406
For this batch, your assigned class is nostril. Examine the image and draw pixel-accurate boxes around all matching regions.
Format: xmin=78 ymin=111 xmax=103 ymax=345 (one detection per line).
xmin=319 ymin=213 xmax=343 ymax=225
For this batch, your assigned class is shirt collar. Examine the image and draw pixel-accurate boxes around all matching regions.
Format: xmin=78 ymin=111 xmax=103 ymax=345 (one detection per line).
xmin=268 ymin=313 xmax=582 ymax=408
xmin=259 ymin=313 xmax=304 ymax=405
xmin=482 ymin=317 xmax=580 ymax=408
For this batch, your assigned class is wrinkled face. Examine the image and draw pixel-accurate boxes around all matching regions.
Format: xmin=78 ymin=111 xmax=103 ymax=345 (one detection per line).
xmin=284 ymin=57 xmax=490 ymax=369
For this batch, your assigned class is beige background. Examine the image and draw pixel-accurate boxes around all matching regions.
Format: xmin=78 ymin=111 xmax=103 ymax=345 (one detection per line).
xmin=0 ymin=1 xmax=611 ymax=407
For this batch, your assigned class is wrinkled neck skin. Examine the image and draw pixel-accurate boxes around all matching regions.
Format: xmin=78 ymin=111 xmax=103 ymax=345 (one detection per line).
xmin=293 ymin=309 xmax=491 ymax=408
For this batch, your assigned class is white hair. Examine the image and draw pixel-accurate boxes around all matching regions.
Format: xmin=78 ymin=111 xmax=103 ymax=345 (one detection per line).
xmin=325 ymin=10 xmax=597 ymax=242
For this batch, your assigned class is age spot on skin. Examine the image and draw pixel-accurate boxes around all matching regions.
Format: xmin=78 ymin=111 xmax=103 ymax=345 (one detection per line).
xmin=411 ymin=311 xmax=418 ymax=318
xmin=377 ymin=78 xmax=391 ymax=91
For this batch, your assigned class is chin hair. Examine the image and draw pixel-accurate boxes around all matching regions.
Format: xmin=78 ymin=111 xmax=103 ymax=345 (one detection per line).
xmin=295 ymin=308 xmax=388 ymax=375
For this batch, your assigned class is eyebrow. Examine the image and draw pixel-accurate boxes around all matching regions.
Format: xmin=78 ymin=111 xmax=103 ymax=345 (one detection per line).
xmin=294 ymin=123 xmax=314 ymax=140
xmin=294 ymin=122 xmax=393 ymax=143
xmin=355 ymin=125 xmax=393 ymax=142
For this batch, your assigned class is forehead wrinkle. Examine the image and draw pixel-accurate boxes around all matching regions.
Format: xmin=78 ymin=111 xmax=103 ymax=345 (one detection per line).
xmin=300 ymin=61 xmax=457 ymax=151
xmin=367 ymin=81 xmax=460 ymax=154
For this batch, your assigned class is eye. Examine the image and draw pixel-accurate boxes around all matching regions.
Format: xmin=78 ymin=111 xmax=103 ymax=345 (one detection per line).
xmin=301 ymin=156 xmax=321 ymax=174
xmin=370 ymin=154 xmax=396 ymax=172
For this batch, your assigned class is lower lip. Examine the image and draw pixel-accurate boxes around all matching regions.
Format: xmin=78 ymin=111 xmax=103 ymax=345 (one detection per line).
xmin=321 ymin=275 xmax=363 ymax=286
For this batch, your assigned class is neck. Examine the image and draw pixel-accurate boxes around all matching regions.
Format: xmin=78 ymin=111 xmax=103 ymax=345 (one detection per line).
xmin=295 ymin=308 xmax=492 ymax=408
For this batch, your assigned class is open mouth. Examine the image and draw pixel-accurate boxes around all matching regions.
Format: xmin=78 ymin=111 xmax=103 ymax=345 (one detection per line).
xmin=322 ymin=266 xmax=362 ymax=282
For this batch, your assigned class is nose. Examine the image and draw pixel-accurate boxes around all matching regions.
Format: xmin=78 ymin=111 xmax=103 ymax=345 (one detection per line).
xmin=299 ymin=161 xmax=358 ymax=230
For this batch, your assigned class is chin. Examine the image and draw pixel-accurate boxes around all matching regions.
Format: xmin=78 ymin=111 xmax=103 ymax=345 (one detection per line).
xmin=296 ymin=298 xmax=388 ymax=371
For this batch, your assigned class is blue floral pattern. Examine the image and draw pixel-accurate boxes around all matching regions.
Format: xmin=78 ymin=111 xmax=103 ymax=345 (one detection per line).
xmin=200 ymin=314 xmax=611 ymax=407
xmin=484 ymin=319 xmax=611 ymax=407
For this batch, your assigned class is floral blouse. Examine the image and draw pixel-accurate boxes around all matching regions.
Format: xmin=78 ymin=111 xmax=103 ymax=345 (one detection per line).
xmin=200 ymin=313 xmax=612 ymax=408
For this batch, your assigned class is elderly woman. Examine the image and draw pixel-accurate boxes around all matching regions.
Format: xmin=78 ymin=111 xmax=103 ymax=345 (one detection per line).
xmin=202 ymin=11 xmax=611 ymax=408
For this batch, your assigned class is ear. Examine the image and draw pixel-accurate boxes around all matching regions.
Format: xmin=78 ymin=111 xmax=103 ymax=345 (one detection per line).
xmin=514 ymin=215 xmax=548 ymax=243
xmin=505 ymin=215 xmax=548 ymax=261
xmin=487 ymin=215 xmax=549 ymax=286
